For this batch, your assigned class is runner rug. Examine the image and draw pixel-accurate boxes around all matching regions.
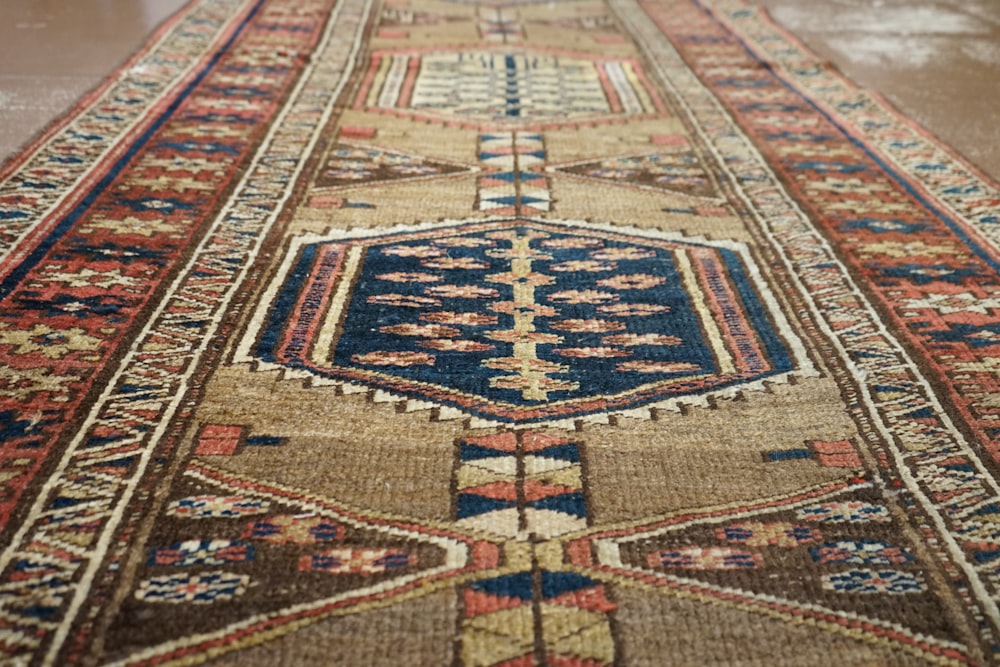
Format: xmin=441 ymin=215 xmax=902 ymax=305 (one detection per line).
xmin=2 ymin=0 xmax=999 ymax=664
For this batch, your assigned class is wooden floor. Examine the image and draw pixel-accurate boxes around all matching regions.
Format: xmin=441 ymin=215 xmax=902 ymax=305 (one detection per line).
xmin=0 ymin=0 xmax=186 ymax=165
xmin=1 ymin=0 xmax=998 ymax=179
xmin=753 ymin=0 xmax=1000 ymax=180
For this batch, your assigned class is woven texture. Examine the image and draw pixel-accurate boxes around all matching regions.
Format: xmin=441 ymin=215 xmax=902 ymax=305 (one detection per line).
xmin=2 ymin=0 xmax=1000 ymax=664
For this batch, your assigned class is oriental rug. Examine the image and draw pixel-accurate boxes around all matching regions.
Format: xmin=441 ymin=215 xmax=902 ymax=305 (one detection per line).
xmin=1 ymin=0 xmax=1000 ymax=664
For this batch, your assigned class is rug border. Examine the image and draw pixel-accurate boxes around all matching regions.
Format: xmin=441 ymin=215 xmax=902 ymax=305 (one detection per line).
xmin=0 ymin=0 xmax=202 ymax=178
xmin=748 ymin=1 xmax=1000 ymax=191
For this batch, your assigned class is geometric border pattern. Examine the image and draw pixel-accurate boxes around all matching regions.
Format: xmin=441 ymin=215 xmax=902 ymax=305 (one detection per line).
xmin=2 ymin=0 xmax=1000 ymax=662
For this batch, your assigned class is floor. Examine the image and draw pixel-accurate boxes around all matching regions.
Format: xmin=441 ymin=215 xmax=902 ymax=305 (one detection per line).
xmin=0 ymin=0 xmax=998 ymax=180
xmin=752 ymin=0 xmax=1000 ymax=180
xmin=0 ymin=0 xmax=186 ymax=164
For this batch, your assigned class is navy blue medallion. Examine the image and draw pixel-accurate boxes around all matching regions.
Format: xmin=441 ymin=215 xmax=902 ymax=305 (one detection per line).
xmin=250 ymin=219 xmax=804 ymax=423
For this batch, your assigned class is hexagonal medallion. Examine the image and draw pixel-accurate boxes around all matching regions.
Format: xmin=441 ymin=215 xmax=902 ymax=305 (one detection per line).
xmin=243 ymin=219 xmax=808 ymax=423
xmin=356 ymin=49 xmax=665 ymax=126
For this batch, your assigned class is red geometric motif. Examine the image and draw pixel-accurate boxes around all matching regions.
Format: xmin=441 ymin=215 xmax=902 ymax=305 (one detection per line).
xmin=0 ymin=0 xmax=338 ymax=531
xmin=338 ymin=125 xmax=377 ymax=139
xmin=810 ymin=439 xmax=863 ymax=468
xmin=644 ymin=0 xmax=1000 ymax=464
xmin=2 ymin=0 xmax=1000 ymax=663
xmin=193 ymin=424 xmax=245 ymax=456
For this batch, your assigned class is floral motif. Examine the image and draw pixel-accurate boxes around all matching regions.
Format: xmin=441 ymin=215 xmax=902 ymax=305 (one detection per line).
xmin=616 ymin=360 xmax=700 ymax=373
xmin=597 ymin=274 xmax=666 ymax=290
xmin=381 ymin=244 xmax=444 ymax=258
xmin=540 ymin=237 xmax=603 ymax=249
xmin=549 ymin=260 xmax=617 ymax=273
xmin=547 ymin=290 xmax=619 ymax=305
xmin=380 ymin=8 xmax=455 ymax=26
xmin=376 ymin=272 xmax=442 ymax=283
xmin=539 ymin=14 xmax=619 ymax=30
xmin=298 ymin=548 xmax=415 ymax=574
xmin=821 ymin=569 xmax=924 ymax=594
xmin=419 ymin=339 xmax=495 ymax=352
xmin=597 ymin=303 xmax=670 ymax=316
xmin=855 ymin=241 xmax=962 ymax=260
xmin=324 ymin=166 xmax=371 ymax=180
xmin=549 ymin=319 xmax=625 ymax=333
xmin=421 ymin=257 xmax=489 ymax=270
xmin=656 ymin=174 xmax=708 ymax=190
xmin=602 ymin=333 xmax=681 ymax=347
xmin=554 ymin=347 xmax=632 ymax=358
xmin=38 ymin=266 xmax=140 ymax=290
xmin=810 ymin=540 xmax=913 ymax=565
xmin=84 ymin=216 xmax=186 ymax=238
xmin=421 ymin=311 xmax=497 ymax=326
xmin=718 ymin=521 xmax=820 ymax=548
xmin=352 ymin=351 xmax=436 ymax=366
xmin=490 ymin=375 xmax=579 ymax=394
xmin=899 ymin=291 xmax=1000 ymax=316
xmin=390 ymin=164 xmax=438 ymax=176
xmin=166 ymin=495 xmax=270 ymax=519
xmin=486 ymin=330 xmax=562 ymax=344
xmin=147 ymin=540 xmax=255 ymax=567
xmin=0 ymin=366 xmax=80 ymax=402
xmin=589 ymin=247 xmax=655 ymax=261
xmin=434 ymin=237 xmax=496 ymax=248
xmin=135 ymin=571 xmax=249 ymax=604
xmin=320 ymin=146 xmax=464 ymax=186
xmin=796 ymin=502 xmax=892 ymax=524
xmin=648 ymin=547 xmax=762 ymax=570
xmin=586 ymin=168 xmax=639 ymax=180
xmin=243 ymin=514 xmax=343 ymax=545
xmin=491 ymin=301 xmax=558 ymax=317
xmin=368 ymin=293 xmax=442 ymax=308
xmin=483 ymin=357 xmax=567 ymax=373
xmin=562 ymin=152 xmax=714 ymax=197
xmin=379 ymin=323 xmax=460 ymax=338
xmin=487 ymin=271 xmax=555 ymax=287
xmin=0 ymin=323 xmax=102 ymax=360
xmin=425 ymin=285 xmax=499 ymax=299
xmin=486 ymin=246 xmax=554 ymax=262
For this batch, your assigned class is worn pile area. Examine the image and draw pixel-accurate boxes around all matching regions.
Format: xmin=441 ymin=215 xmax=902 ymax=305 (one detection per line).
xmin=1 ymin=0 xmax=999 ymax=664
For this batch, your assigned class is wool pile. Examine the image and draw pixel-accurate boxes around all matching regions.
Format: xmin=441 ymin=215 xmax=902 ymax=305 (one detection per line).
xmin=1 ymin=0 xmax=998 ymax=664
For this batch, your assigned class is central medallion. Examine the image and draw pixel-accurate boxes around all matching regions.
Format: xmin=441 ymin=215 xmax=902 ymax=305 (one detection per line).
xmin=245 ymin=219 xmax=806 ymax=423
xmin=357 ymin=49 xmax=664 ymax=126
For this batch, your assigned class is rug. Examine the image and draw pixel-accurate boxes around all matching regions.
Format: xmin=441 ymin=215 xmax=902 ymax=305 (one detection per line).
xmin=1 ymin=0 xmax=999 ymax=664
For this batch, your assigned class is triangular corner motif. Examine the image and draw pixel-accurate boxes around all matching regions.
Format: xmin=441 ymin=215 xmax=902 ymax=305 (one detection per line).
xmin=313 ymin=142 xmax=475 ymax=190
xmin=106 ymin=462 xmax=493 ymax=664
xmin=581 ymin=481 xmax=967 ymax=655
xmin=550 ymin=150 xmax=720 ymax=200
